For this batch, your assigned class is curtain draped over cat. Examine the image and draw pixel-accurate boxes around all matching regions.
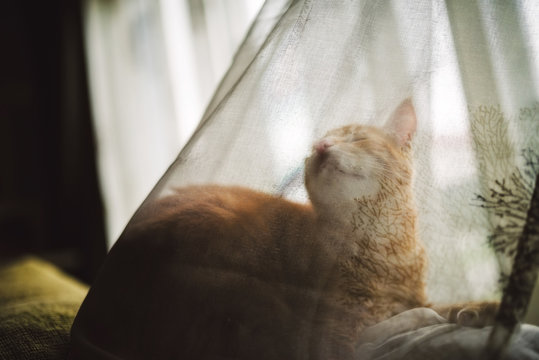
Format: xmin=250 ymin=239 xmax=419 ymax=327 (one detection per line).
xmin=84 ymin=0 xmax=263 ymax=243
xmin=126 ymin=0 xmax=539 ymax=356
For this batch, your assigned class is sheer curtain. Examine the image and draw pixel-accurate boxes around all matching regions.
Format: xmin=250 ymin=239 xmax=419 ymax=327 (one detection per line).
xmin=142 ymin=0 xmax=539 ymax=303
xmin=83 ymin=0 xmax=264 ymax=245
xmin=82 ymin=0 xmax=539 ymax=357
xmin=140 ymin=0 xmax=539 ymax=342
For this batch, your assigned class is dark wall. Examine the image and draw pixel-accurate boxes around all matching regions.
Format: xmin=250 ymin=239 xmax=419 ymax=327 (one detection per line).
xmin=0 ymin=1 xmax=107 ymax=283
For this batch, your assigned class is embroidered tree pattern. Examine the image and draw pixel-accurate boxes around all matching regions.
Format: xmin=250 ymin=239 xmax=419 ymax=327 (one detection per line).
xmin=518 ymin=103 xmax=539 ymax=146
xmin=469 ymin=105 xmax=515 ymax=182
xmin=496 ymin=172 xmax=539 ymax=325
xmin=470 ymin=105 xmax=539 ymax=279
xmin=486 ymin=173 xmax=539 ymax=357
xmin=474 ymin=149 xmax=539 ymax=261
xmin=471 ymin=104 xmax=539 ymax=355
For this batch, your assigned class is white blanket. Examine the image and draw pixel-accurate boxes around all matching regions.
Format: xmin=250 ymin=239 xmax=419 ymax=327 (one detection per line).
xmin=356 ymin=308 xmax=539 ymax=360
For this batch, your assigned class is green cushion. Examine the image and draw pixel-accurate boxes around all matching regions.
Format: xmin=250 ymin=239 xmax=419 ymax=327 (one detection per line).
xmin=0 ymin=256 xmax=89 ymax=360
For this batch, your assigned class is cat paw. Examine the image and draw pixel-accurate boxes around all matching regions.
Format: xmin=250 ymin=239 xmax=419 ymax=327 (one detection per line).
xmin=433 ymin=301 xmax=499 ymax=328
xmin=455 ymin=303 xmax=498 ymax=327
xmin=456 ymin=308 xmax=481 ymax=327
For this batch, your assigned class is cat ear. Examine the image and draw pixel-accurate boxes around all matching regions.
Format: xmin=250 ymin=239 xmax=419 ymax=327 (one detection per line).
xmin=385 ymin=98 xmax=417 ymax=149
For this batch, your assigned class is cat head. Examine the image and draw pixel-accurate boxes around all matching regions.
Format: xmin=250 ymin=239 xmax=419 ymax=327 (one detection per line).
xmin=304 ymin=99 xmax=417 ymax=214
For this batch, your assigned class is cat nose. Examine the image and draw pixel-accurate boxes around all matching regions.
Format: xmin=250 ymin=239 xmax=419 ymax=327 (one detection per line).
xmin=314 ymin=139 xmax=334 ymax=154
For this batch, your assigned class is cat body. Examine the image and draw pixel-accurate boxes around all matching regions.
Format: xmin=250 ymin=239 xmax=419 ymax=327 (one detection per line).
xmin=69 ymin=100 xmax=487 ymax=360
xmin=113 ymin=178 xmax=424 ymax=359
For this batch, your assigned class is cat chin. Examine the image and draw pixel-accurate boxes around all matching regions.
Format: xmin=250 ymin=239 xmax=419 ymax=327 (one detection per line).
xmin=307 ymin=176 xmax=380 ymax=212
xmin=308 ymin=156 xmax=366 ymax=181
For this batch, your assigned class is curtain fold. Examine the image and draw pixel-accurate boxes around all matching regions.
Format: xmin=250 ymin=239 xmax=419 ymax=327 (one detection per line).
xmin=84 ymin=0 xmax=263 ymax=244
xmin=84 ymin=0 xmax=539 ymax=357
xmin=137 ymin=0 xmax=539 ymax=328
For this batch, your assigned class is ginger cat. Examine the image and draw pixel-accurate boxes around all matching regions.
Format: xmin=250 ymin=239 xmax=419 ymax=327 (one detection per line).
xmin=69 ymin=100 xmax=496 ymax=360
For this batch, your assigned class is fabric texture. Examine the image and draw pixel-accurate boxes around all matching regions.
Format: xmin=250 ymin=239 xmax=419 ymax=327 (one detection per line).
xmin=77 ymin=0 xmax=539 ymax=358
xmin=0 ymin=257 xmax=88 ymax=360
xmin=146 ymin=0 xmax=539 ymax=305
xmin=356 ymin=308 xmax=539 ymax=360
xmin=84 ymin=0 xmax=264 ymax=244
xmin=135 ymin=0 xmax=539 ymax=355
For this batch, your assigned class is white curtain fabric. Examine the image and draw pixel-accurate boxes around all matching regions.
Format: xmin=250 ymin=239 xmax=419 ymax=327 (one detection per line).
xmin=83 ymin=0 xmax=539 ymax=357
xmin=141 ymin=0 xmax=539 ymax=306
xmin=84 ymin=0 xmax=263 ymax=244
